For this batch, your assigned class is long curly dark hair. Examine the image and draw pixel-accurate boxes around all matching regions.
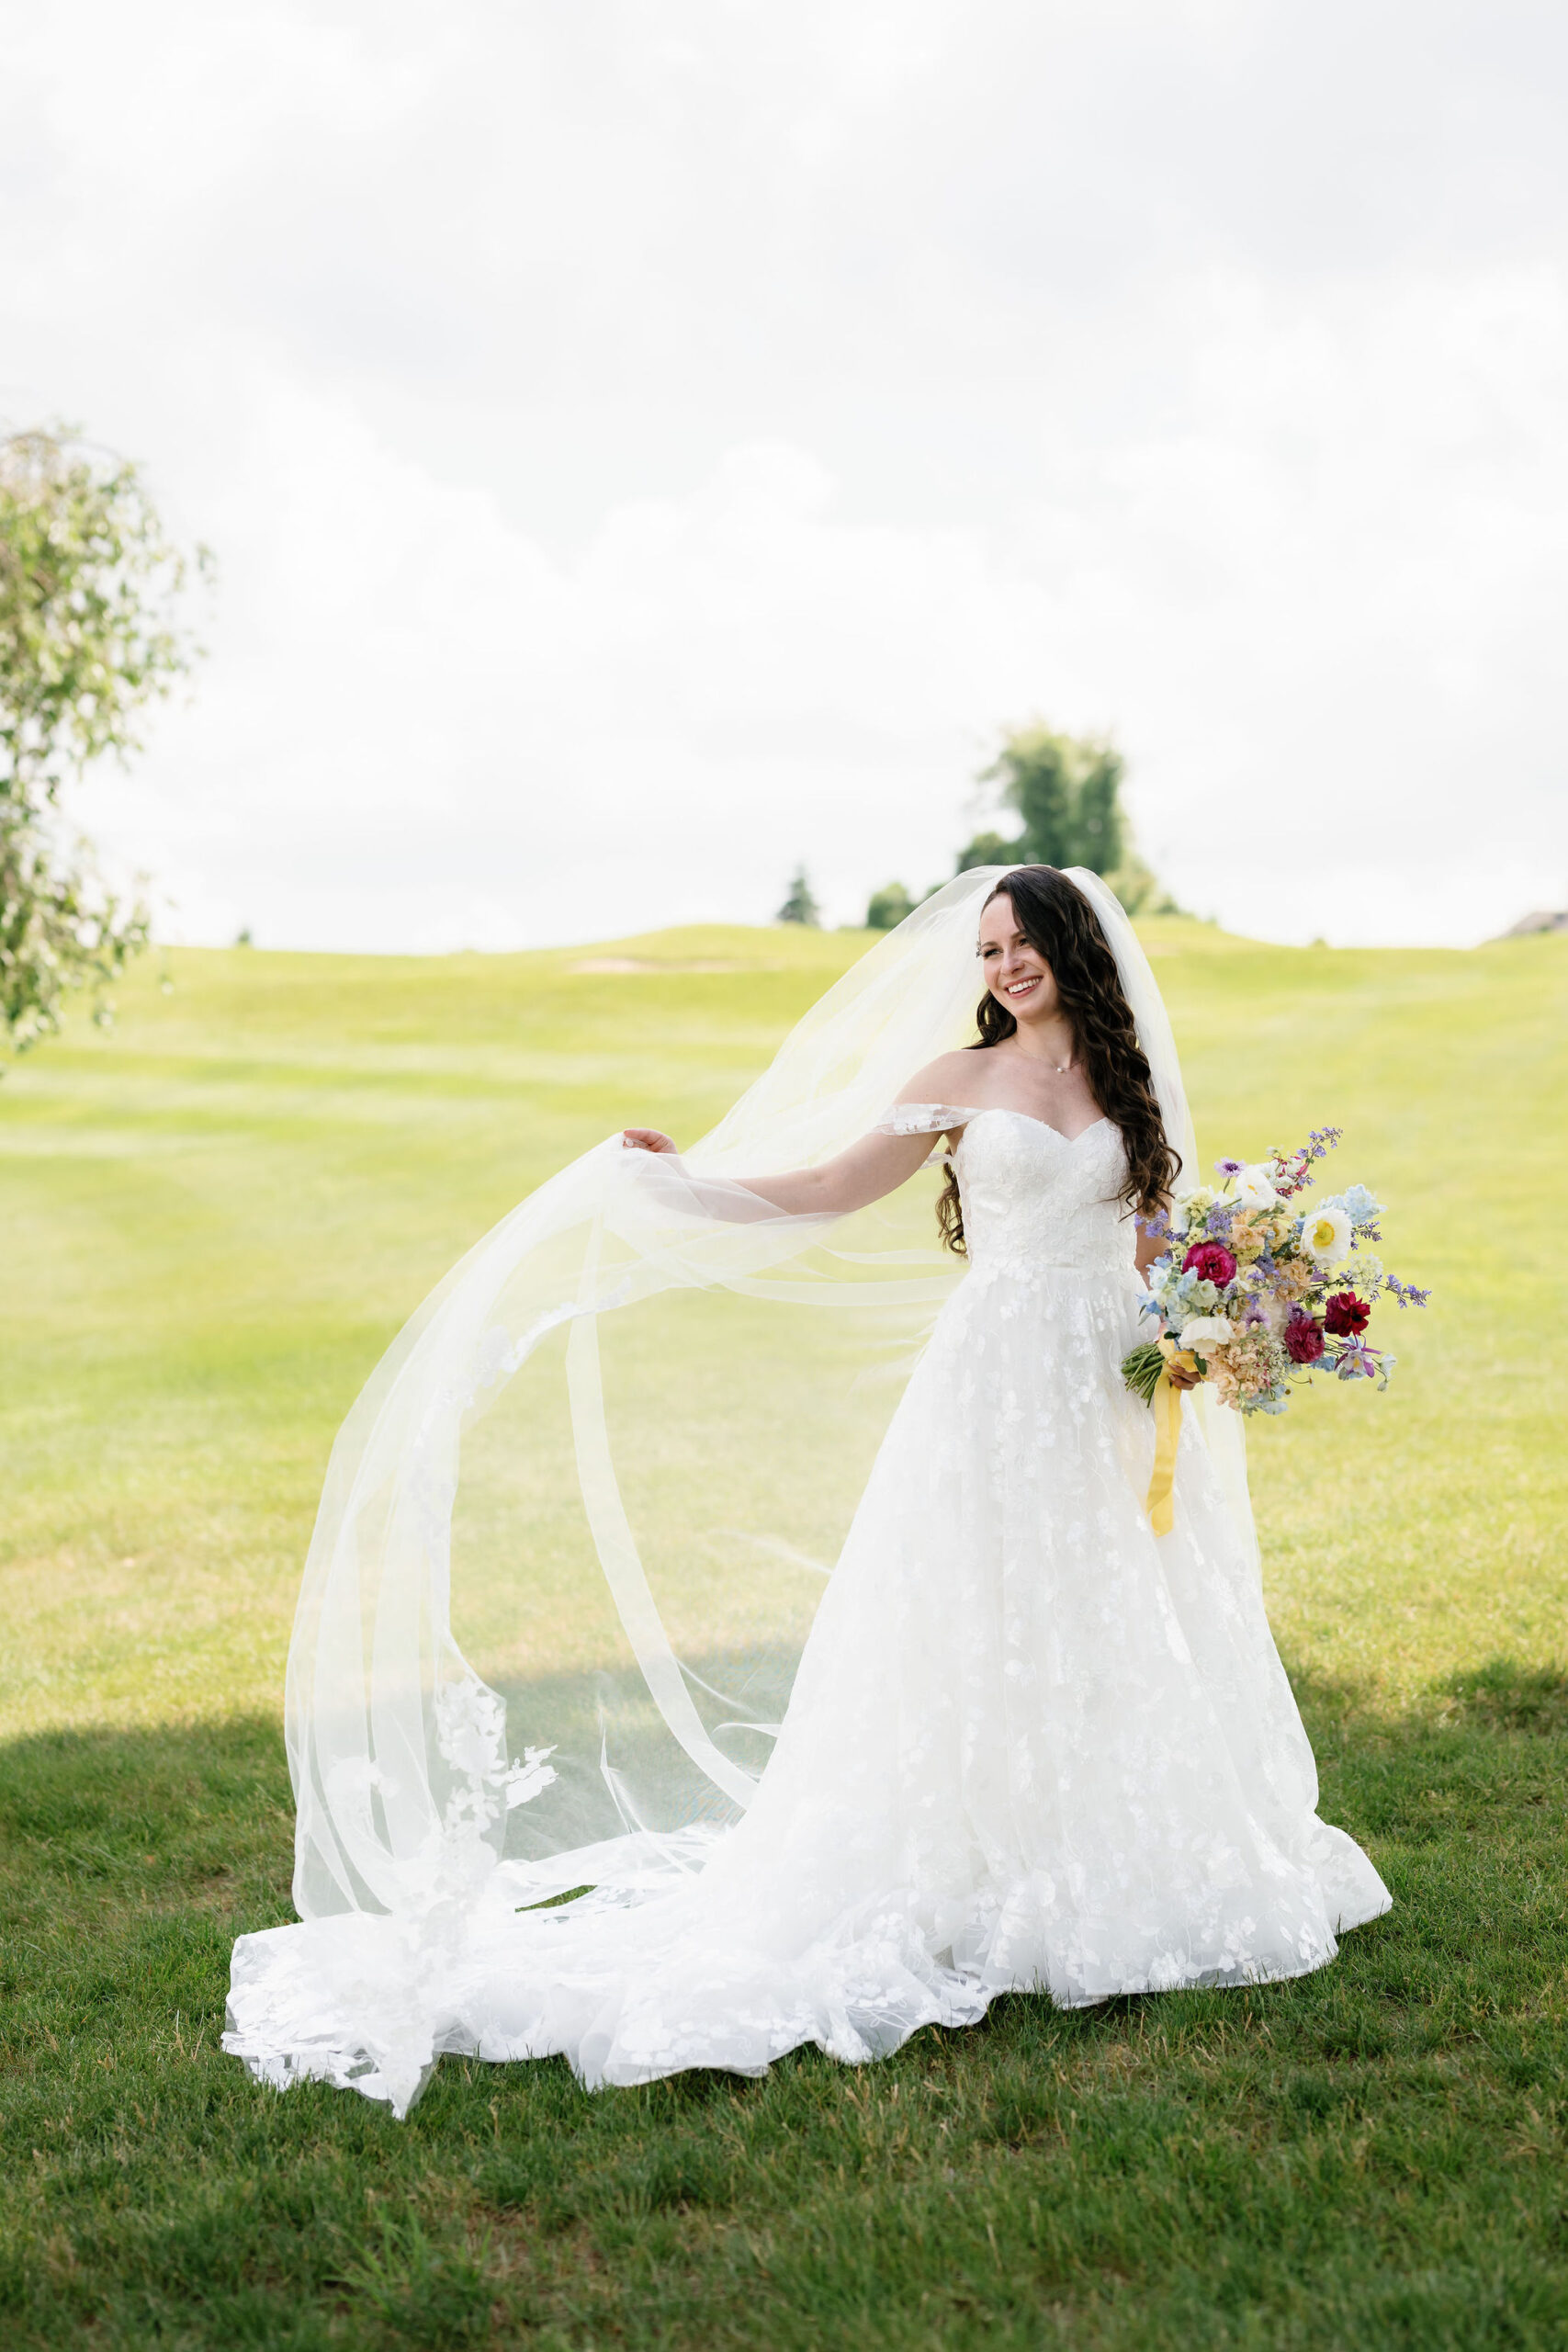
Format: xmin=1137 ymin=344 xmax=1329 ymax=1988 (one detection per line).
xmin=936 ymin=865 xmax=1180 ymax=1254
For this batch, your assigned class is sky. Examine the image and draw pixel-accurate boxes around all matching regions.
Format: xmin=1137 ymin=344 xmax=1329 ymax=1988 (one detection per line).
xmin=5 ymin=0 xmax=1566 ymax=950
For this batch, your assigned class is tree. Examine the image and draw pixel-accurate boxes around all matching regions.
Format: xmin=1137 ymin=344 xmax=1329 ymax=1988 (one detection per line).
xmin=969 ymin=725 xmax=1125 ymax=873
xmin=1 ymin=425 xmax=209 ymax=1057
xmin=954 ymin=722 xmax=1182 ymax=916
xmin=953 ymin=830 xmax=1021 ymax=875
xmin=865 ymin=880 xmax=915 ymax=931
xmin=776 ymin=865 xmax=820 ymax=926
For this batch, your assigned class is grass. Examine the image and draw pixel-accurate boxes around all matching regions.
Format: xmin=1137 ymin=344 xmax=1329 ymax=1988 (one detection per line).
xmin=1 ymin=919 xmax=1565 ymax=2348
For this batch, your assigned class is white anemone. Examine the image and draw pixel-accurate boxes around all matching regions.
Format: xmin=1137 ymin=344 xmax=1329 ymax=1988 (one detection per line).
xmin=1232 ymin=1165 xmax=1280 ymax=1211
xmin=1298 ymin=1202 xmax=1353 ymax=1264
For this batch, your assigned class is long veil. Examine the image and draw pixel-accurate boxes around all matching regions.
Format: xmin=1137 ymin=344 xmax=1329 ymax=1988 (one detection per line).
xmin=284 ymin=866 xmax=1259 ymax=1943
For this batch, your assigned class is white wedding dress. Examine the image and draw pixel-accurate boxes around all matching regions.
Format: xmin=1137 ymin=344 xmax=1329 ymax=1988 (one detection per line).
xmin=225 ymin=1102 xmax=1391 ymax=2107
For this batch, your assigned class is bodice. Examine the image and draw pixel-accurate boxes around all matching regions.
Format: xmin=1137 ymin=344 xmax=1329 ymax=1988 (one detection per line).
xmin=880 ymin=1104 xmax=1136 ymax=1280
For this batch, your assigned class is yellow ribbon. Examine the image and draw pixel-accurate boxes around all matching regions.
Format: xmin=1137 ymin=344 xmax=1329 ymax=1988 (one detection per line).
xmin=1145 ymin=1338 xmax=1198 ymax=1536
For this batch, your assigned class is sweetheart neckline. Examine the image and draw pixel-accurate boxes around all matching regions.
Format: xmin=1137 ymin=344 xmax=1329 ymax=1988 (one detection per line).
xmin=953 ymin=1109 xmax=1112 ymax=1149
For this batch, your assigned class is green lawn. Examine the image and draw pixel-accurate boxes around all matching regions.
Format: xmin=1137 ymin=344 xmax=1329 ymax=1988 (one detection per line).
xmin=2 ymin=921 xmax=1564 ymax=2349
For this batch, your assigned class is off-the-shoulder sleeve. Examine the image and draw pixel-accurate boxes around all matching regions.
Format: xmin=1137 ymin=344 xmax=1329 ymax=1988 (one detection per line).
xmin=873 ymin=1102 xmax=985 ymax=1136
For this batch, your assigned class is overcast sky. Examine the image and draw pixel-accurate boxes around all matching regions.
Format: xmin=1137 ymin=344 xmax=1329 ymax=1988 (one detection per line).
xmin=6 ymin=0 xmax=1566 ymax=948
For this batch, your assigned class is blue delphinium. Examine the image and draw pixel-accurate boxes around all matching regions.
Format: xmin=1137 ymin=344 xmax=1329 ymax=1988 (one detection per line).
xmin=1327 ymin=1182 xmax=1383 ymax=1229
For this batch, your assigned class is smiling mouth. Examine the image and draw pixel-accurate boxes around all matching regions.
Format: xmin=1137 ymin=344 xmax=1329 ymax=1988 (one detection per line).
xmin=1004 ymin=976 xmax=1042 ymax=998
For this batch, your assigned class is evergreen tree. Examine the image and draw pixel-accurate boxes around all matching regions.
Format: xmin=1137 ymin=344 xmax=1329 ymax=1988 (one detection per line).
xmin=776 ymin=865 xmax=821 ymax=925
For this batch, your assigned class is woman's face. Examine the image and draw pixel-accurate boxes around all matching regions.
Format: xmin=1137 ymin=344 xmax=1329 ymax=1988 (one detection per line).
xmin=977 ymin=894 xmax=1062 ymax=1024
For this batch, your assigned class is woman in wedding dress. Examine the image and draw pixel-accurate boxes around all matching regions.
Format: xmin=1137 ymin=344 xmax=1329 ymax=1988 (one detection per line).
xmin=224 ymin=865 xmax=1390 ymax=2115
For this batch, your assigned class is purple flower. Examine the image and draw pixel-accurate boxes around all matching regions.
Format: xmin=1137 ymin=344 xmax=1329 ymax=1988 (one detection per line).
xmin=1384 ymin=1276 xmax=1431 ymax=1309
xmin=1333 ymin=1340 xmax=1378 ymax=1379
xmin=1215 ymin=1157 xmax=1245 ymax=1176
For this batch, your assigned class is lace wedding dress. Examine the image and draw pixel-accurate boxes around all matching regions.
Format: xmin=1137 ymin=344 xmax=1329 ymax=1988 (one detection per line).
xmin=225 ymin=1102 xmax=1390 ymax=2106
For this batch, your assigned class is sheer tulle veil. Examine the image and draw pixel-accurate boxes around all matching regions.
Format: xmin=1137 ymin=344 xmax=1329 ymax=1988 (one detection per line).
xmin=284 ymin=865 xmax=1259 ymax=1939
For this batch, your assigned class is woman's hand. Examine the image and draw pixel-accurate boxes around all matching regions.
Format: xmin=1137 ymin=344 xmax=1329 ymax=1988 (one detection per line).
xmin=622 ymin=1128 xmax=679 ymax=1154
xmin=1156 ymin=1318 xmax=1203 ymax=1390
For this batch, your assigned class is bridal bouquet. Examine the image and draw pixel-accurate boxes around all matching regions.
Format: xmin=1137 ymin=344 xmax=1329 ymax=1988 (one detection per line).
xmin=1122 ymin=1126 xmax=1430 ymax=1421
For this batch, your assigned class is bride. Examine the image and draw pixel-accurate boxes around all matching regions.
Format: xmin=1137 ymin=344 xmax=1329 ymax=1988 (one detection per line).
xmin=224 ymin=864 xmax=1390 ymax=2115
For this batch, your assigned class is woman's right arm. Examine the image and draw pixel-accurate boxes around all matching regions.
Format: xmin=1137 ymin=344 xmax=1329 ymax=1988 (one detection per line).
xmin=621 ymin=1124 xmax=944 ymax=1216
xmin=735 ymin=1125 xmax=947 ymax=1216
xmin=622 ymin=1055 xmax=976 ymax=1216
xmin=625 ymin=1063 xmax=982 ymax=1223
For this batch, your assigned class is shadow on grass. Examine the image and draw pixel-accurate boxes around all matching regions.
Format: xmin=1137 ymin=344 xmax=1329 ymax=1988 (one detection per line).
xmin=1 ymin=1668 xmax=1565 ymax=2350
xmin=1435 ymin=1658 xmax=1568 ymax=1733
xmin=3 ymin=1653 xmax=1561 ymax=1885
xmin=0 ymin=1713 xmax=294 ymax=1917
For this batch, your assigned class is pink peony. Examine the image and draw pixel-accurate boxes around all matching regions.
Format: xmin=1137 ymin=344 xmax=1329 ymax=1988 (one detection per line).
xmin=1182 ymin=1239 xmax=1237 ymax=1286
xmin=1284 ymin=1307 xmax=1325 ymax=1364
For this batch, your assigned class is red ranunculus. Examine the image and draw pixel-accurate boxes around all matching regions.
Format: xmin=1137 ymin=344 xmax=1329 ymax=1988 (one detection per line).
xmin=1284 ymin=1308 xmax=1326 ymax=1364
xmin=1182 ymin=1239 xmax=1237 ymax=1286
xmin=1324 ymin=1290 xmax=1371 ymax=1338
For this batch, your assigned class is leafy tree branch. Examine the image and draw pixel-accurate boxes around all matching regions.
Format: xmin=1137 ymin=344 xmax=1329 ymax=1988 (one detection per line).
xmin=0 ymin=425 xmax=209 ymax=1056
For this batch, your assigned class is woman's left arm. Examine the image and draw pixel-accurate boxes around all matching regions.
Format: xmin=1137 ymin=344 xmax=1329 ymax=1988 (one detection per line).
xmin=1134 ymin=1198 xmax=1201 ymax=1387
xmin=1134 ymin=1217 xmax=1167 ymax=1281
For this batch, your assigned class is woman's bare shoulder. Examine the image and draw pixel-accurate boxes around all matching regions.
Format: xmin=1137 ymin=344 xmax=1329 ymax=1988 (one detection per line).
xmin=897 ymin=1048 xmax=994 ymax=1105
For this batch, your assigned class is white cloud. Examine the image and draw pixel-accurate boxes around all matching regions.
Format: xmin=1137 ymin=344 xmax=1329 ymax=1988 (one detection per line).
xmin=73 ymin=392 xmax=1059 ymax=947
xmin=10 ymin=1 xmax=1568 ymax=948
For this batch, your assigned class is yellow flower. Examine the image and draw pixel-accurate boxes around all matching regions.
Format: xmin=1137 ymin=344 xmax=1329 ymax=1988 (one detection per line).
xmin=1176 ymin=1186 xmax=1218 ymax=1227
